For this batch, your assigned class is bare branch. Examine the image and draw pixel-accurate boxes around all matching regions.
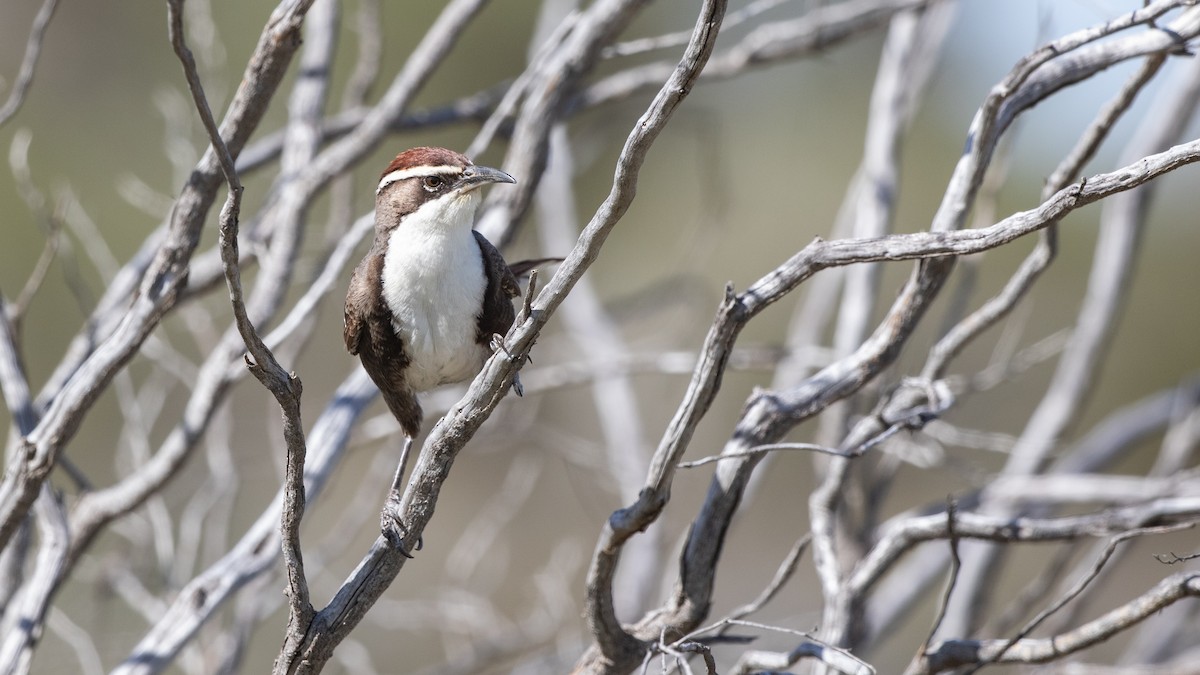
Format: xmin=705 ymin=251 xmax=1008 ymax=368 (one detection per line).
xmin=722 ymin=620 xmax=875 ymax=675
xmin=577 ymin=0 xmax=938 ymax=112
xmin=917 ymin=572 xmax=1200 ymax=673
xmin=679 ymin=442 xmax=848 ymax=467
xmin=0 ymin=298 xmax=35 ymax=439
xmin=912 ymin=499 xmax=961 ymax=673
xmin=940 ymin=40 xmax=1200 ymax=639
xmin=536 ymin=123 xmax=659 ymax=618
xmin=849 ymin=498 xmax=1200 ymax=600
xmin=966 ymin=523 xmax=1196 ymax=674
xmin=0 ymin=0 xmax=319 ymax=553
xmin=0 ymin=0 xmax=59 ymax=129
xmin=0 ymin=488 xmax=68 ymax=674
xmin=923 ymin=51 xmax=1169 ymax=382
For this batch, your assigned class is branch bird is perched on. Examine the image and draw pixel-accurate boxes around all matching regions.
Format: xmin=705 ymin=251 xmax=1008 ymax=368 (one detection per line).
xmin=344 ymin=147 xmax=544 ymax=554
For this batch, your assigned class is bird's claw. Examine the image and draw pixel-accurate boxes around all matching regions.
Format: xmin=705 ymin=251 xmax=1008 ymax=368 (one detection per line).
xmin=490 ymin=333 xmax=511 ymax=357
xmin=490 ymin=333 xmax=526 ymax=396
xmin=381 ymin=493 xmax=423 ymax=558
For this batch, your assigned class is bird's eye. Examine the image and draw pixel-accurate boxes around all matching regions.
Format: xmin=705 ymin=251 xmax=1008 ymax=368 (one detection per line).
xmin=423 ymin=175 xmax=445 ymax=191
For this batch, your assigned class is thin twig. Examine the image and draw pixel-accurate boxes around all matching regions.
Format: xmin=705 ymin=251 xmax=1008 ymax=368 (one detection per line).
xmin=600 ymin=0 xmax=789 ymax=59
xmin=722 ymin=619 xmax=876 ymax=675
xmin=679 ymin=442 xmax=849 ymax=467
xmin=0 ymin=0 xmax=60 ymax=129
xmin=911 ymin=498 xmax=961 ymax=673
xmin=680 ymin=532 xmax=812 ymax=644
xmin=918 ymin=572 xmax=1200 ymax=672
xmin=965 ymin=522 xmax=1197 ymax=674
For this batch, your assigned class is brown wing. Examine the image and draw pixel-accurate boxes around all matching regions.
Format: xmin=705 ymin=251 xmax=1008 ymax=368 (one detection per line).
xmin=473 ymin=230 xmax=520 ymax=345
xmin=344 ymin=249 xmax=423 ymax=437
xmin=343 ymin=255 xmax=374 ymax=355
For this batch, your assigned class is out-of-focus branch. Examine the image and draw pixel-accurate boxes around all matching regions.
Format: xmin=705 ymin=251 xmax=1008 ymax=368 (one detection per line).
xmin=966 ymin=523 xmax=1195 ymax=673
xmin=464 ymin=7 xmax=579 ymax=160
xmin=0 ymin=0 xmax=319 ymax=553
xmin=536 ymin=124 xmax=659 ymax=620
xmin=577 ymin=124 xmax=1200 ymax=670
xmin=864 ymin=48 xmax=1179 ymax=646
xmin=5 ymin=131 xmax=62 ymax=330
xmin=865 ymin=375 xmax=1200 ymax=645
xmin=730 ymin=642 xmax=874 ymax=675
xmin=114 ymin=370 xmax=375 ymax=675
xmin=45 ymin=608 xmax=102 ymax=675
xmin=517 ymin=346 xmax=791 ymax=394
xmin=985 ymin=473 xmax=1200 ymax=506
xmin=809 ymin=8 xmax=952 ymax=646
xmin=600 ymin=0 xmax=787 ymax=59
xmin=923 ymin=51 xmax=1168 ymax=382
xmin=343 ymin=0 xmax=381 ymax=106
xmin=64 ymin=208 xmax=367 ymax=571
xmin=0 ymin=298 xmax=35 ymax=442
xmin=474 ymin=0 xmax=652 ymax=249
xmin=913 ymin=572 xmax=1200 ymax=674
xmin=232 ymin=88 xmax=503 ymax=178
xmin=0 ymin=486 xmax=68 ymax=675
xmin=322 ymin=0 xmax=380 ymax=256
xmin=849 ymin=498 xmax=1200 ymax=599
xmin=940 ymin=42 xmax=1200 ymax=639
xmin=575 ymin=0 xmax=937 ymax=112
xmin=0 ymin=0 xmax=59 ymax=129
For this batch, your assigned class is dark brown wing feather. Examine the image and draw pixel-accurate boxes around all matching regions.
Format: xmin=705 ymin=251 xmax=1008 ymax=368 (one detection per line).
xmin=343 ymin=256 xmax=370 ymax=355
xmin=473 ymin=230 xmax=520 ymax=346
xmin=344 ymin=249 xmax=423 ymax=437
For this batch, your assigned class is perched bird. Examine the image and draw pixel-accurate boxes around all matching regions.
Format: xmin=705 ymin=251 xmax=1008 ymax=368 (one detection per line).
xmin=344 ymin=147 xmax=545 ymax=553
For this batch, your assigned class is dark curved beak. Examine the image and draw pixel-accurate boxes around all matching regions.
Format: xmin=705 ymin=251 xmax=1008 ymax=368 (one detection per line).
xmin=456 ymin=164 xmax=516 ymax=191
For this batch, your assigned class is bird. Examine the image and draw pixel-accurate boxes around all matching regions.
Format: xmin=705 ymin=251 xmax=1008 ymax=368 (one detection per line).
xmin=343 ymin=146 xmax=549 ymax=554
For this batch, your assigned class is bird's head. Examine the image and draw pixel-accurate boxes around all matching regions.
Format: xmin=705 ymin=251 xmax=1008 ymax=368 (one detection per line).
xmin=374 ymin=147 xmax=515 ymax=234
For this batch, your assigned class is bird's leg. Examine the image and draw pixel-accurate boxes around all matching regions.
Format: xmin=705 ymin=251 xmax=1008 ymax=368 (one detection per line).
xmin=389 ymin=435 xmax=414 ymax=494
xmin=489 ymin=333 xmax=525 ymax=397
xmin=381 ymin=434 xmax=423 ymax=558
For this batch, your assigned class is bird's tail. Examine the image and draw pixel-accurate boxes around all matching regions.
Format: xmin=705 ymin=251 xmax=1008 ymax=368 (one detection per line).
xmin=508 ymin=257 xmax=563 ymax=278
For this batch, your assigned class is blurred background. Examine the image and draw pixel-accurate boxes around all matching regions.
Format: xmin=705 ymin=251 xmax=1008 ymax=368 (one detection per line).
xmin=1 ymin=1 xmax=1198 ymax=673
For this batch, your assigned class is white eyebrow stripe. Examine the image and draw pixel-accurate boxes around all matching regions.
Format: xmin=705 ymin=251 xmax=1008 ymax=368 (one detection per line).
xmin=376 ymin=165 xmax=463 ymax=193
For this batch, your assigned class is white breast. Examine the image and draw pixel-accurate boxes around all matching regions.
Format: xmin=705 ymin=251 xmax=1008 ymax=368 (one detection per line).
xmin=381 ymin=193 xmax=488 ymax=392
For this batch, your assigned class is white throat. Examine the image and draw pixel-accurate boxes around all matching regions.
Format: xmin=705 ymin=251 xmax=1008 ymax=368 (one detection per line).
xmin=381 ymin=191 xmax=488 ymax=392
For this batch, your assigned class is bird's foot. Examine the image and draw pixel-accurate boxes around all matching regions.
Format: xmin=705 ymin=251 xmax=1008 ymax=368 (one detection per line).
xmin=381 ymin=492 xmax=423 ymax=558
xmin=489 ymin=333 xmax=511 ymax=357
xmin=489 ymin=333 xmax=533 ymax=364
xmin=490 ymin=334 xmax=527 ymax=396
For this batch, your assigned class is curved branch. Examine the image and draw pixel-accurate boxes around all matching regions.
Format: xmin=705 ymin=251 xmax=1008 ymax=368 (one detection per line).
xmin=914 ymin=572 xmax=1200 ymax=674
